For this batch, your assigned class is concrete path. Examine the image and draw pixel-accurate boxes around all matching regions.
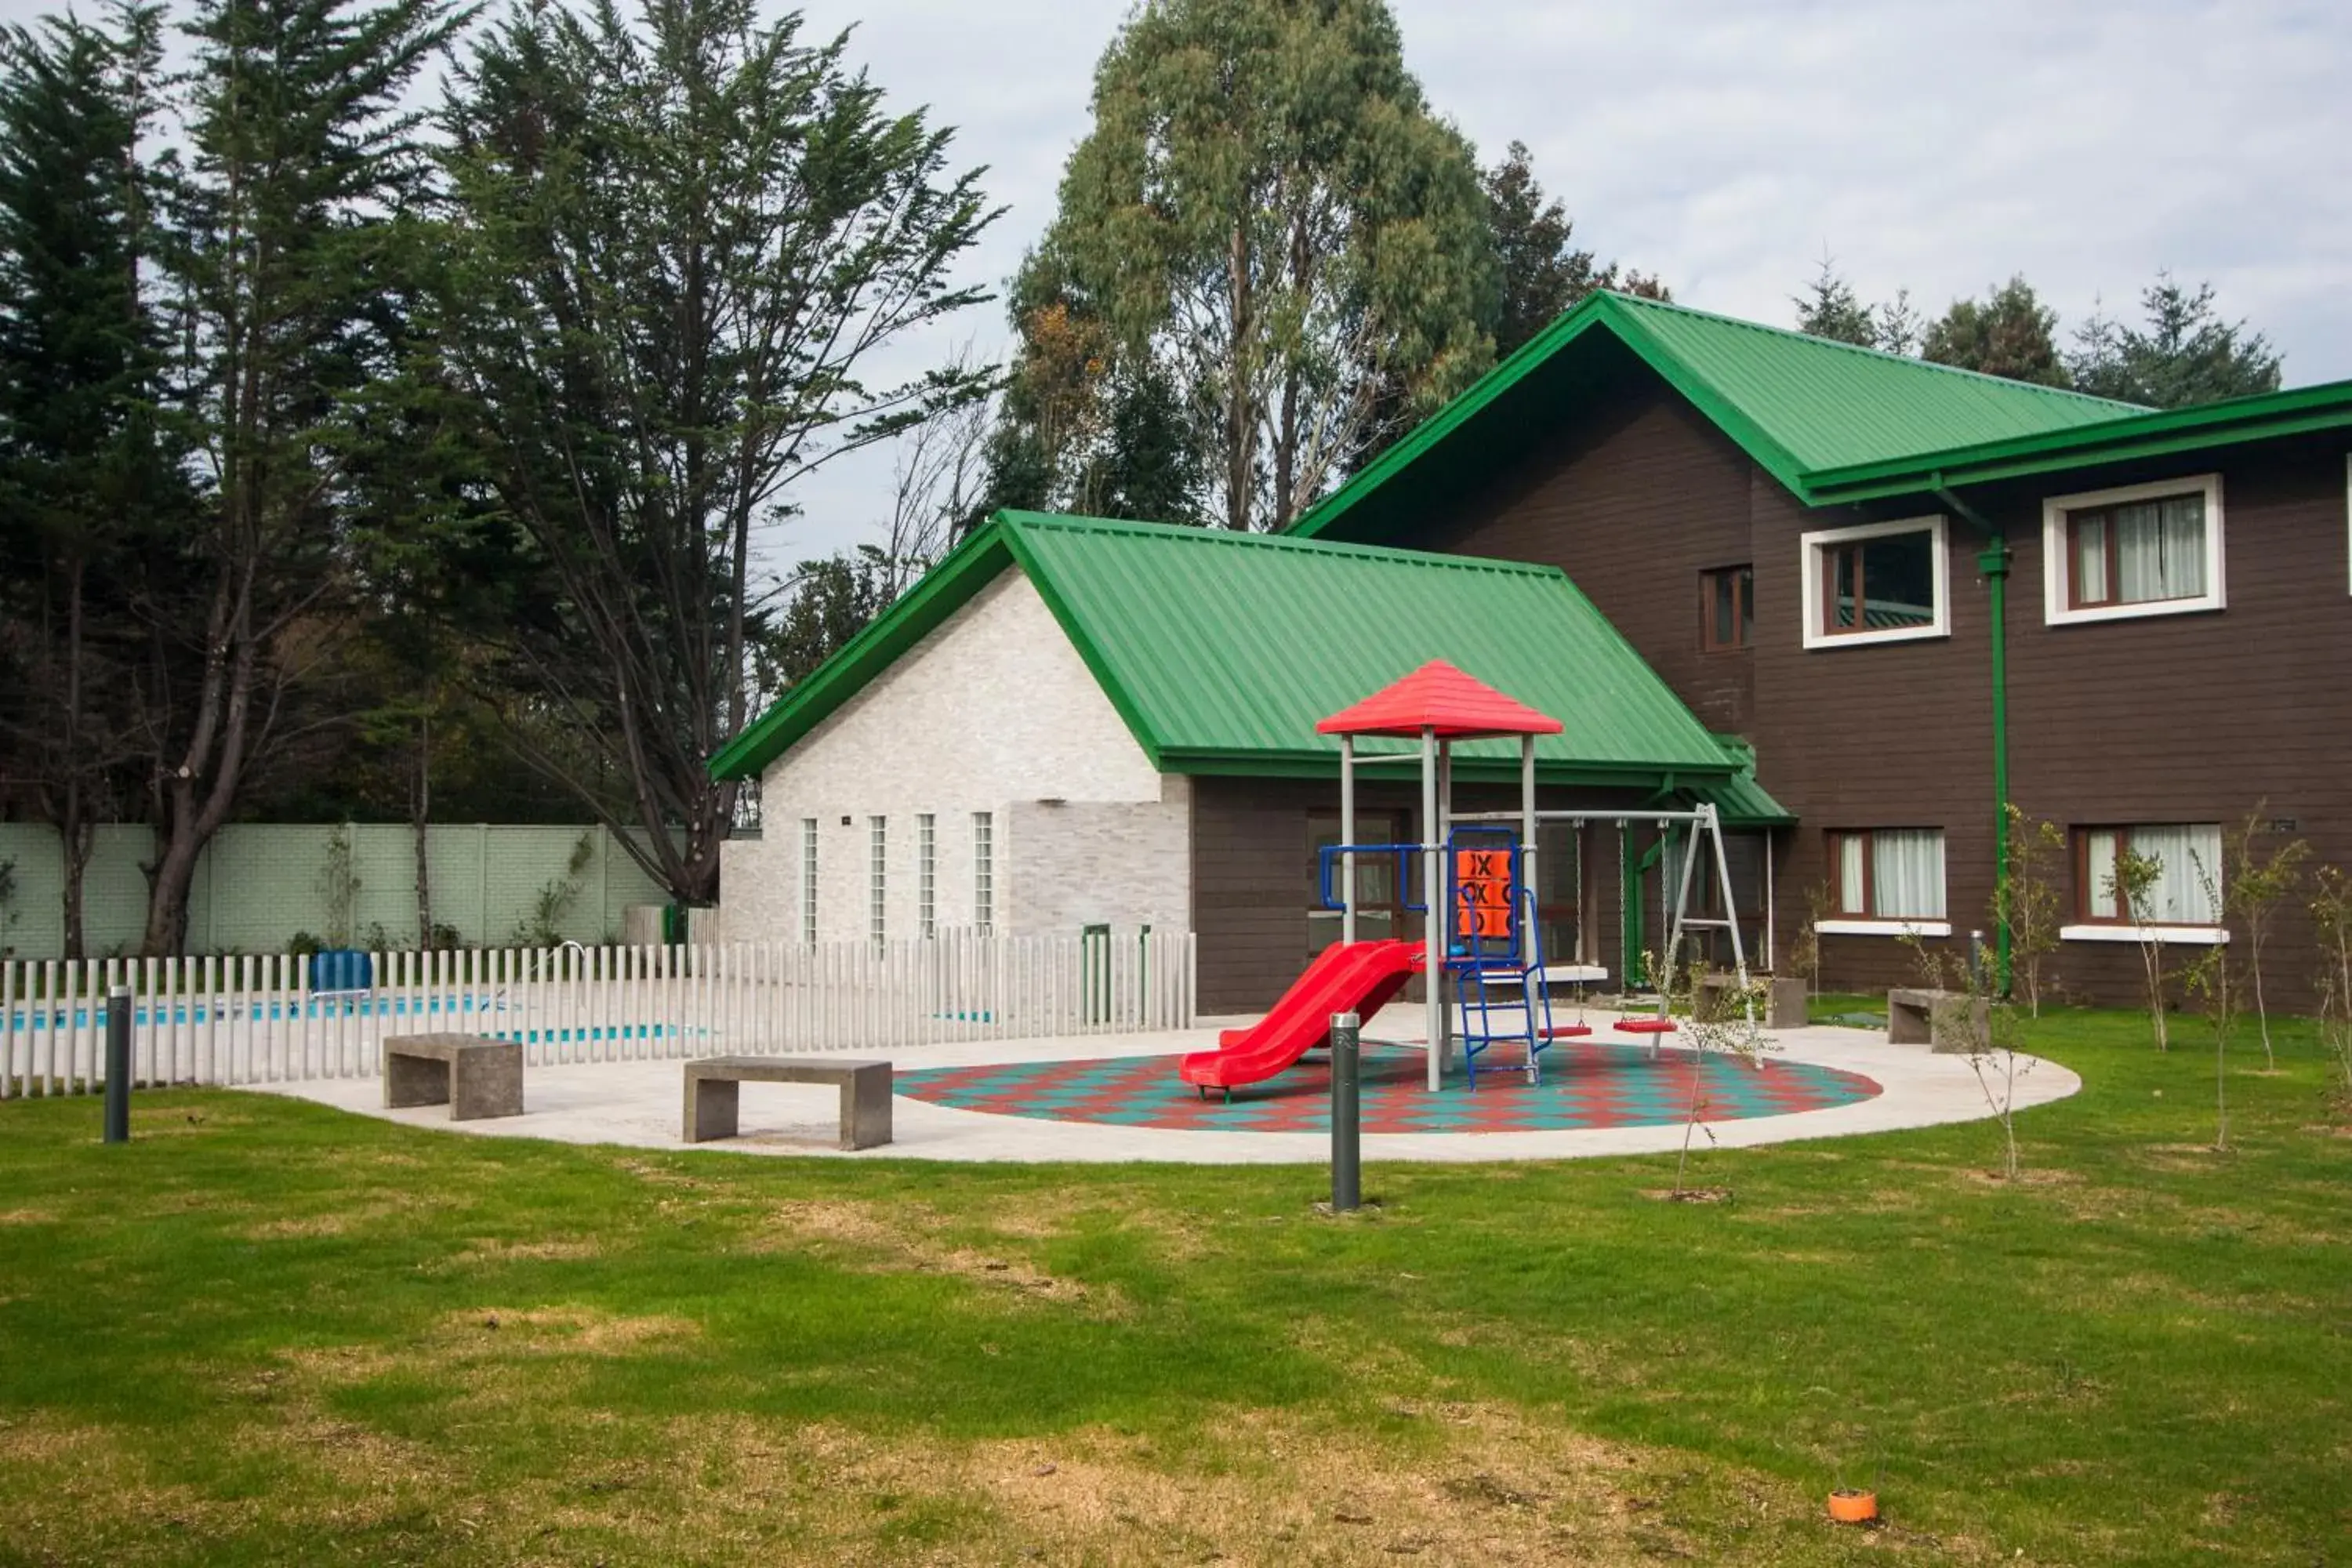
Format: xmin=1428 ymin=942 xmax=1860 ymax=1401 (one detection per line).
xmin=257 ymin=1003 xmax=2078 ymax=1165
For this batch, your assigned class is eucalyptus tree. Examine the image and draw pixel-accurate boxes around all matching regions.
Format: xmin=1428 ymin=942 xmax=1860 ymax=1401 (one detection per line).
xmin=436 ymin=0 xmax=996 ymax=905
xmin=1036 ymin=0 xmax=1492 ymax=532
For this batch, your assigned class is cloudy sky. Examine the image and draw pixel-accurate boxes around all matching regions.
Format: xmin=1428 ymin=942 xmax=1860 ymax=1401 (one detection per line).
xmin=762 ymin=0 xmax=2350 ymax=557
xmin=6 ymin=0 xmax=2343 ymax=560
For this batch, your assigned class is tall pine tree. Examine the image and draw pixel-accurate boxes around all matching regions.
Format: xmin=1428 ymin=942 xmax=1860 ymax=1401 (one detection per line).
xmin=138 ymin=0 xmax=464 ymax=953
xmin=0 ymin=2 xmax=179 ymax=957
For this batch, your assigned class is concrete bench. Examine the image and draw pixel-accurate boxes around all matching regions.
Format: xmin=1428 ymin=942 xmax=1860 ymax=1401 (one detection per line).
xmin=1886 ymin=988 xmax=1988 ymax=1053
xmin=1697 ymin=973 xmax=1809 ymax=1029
xmin=682 ymin=1056 xmax=892 ymax=1150
xmin=383 ymin=1034 xmax=523 ymax=1120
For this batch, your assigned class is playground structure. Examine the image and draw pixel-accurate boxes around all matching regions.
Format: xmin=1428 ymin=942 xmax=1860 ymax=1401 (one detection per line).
xmin=1178 ymin=660 xmax=1753 ymax=1096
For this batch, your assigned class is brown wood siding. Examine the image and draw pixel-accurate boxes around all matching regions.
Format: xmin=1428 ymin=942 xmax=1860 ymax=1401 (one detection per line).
xmin=1430 ymin=367 xmax=1758 ymax=737
xmin=1963 ymin=436 xmax=2352 ymax=1010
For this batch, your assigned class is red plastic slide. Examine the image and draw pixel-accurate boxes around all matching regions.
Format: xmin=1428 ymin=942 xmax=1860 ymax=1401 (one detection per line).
xmin=1179 ymin=939 xmax=1425 ymax=1094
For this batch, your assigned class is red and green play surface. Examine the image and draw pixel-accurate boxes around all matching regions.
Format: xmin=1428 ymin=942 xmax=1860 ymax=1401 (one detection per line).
xmin=895 ymin=1040 xmax=1881 ymax=1134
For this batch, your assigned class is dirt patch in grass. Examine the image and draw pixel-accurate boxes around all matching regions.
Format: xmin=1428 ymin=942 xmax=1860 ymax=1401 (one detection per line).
xmin=749 ymin=1197 xmax=1127 ymax=1316
xmin=598 ymin=1402 xmax=1714 ymax=1567
xmin=0 ymin=1207 xmax=56 ymax=1225
xmin=452 ymin=1234 xmax=604 ymax=1265
xmin=440 ymin=1305 xmax=702 ymax=1355
xmin=0 ymin=1415 xmax=249 ymax=1550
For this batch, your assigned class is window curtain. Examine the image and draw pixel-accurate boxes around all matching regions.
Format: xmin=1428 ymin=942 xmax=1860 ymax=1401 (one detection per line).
xmin=2084 ymin=828 xmax=2122 ymax=920
xmin=2113 ymin=495 xmax=2206 ymax=602
xmin=2132 ymin=824 xmax=2221 ymax=924
xmin=1871 ymin=830 xmax=1946 ymax=919
xmin=1837 ymin=836 xmax=1867 ymax=913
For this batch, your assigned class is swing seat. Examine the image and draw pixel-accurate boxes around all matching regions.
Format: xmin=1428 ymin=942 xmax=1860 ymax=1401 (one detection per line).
xmin=1613 ymin=1018 xmax=1678 ymax=1036
xmin=1537 ymin=1024 xmax=1592 ymax=1039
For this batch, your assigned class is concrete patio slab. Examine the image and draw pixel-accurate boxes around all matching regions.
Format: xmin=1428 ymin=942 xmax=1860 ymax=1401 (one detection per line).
xmin=256 ymin=1002 xmax=2078 ymax=1164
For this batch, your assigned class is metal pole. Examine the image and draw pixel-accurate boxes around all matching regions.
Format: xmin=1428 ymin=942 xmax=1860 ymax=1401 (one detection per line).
xmin=103 ymin=984 xmax=131 ymax=1144
xmin=1341 ymin=734 xmax=1357 ymax=947
xmin=1421 ymin=727 xmax=1442 ymax=1092
xmin=1330 ymin=1011 xmax=1361 ymax=1211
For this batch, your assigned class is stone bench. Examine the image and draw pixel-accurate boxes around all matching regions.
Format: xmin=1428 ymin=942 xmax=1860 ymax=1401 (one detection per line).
xmin=1886 ymin=988 xmax=1988 ymax=1053
xmin=682 ymin=1056 xmax=892 ymax=1151
xmin=383 ymin=1034 xmax=523 ymax=1120
xmin=1697 ymin=973 xmax=1809 ymax=1029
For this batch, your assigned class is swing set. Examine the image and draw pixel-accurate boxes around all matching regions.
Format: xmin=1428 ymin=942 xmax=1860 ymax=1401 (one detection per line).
xmin=1316 ymin=661 xmax=1753 ymax=1091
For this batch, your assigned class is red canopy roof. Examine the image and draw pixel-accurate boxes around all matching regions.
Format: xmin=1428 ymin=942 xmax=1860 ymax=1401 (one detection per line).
xmin=1316 ymin=660 xmax=1564 ymax=739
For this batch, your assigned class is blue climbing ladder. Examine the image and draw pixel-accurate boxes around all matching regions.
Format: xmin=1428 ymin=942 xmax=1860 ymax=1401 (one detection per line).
xmin=1446 ymin=826 xmax=1592 ymax=1087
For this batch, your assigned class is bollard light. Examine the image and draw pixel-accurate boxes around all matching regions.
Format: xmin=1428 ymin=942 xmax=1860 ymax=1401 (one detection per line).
xmin=103 ymin=984 xmax=132 ymax=1145
xmin=1330 ymin=1011 xmax=1361 ymax=1212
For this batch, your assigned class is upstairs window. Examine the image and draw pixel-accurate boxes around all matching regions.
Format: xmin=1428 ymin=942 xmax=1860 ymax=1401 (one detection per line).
xmin=2043 ymin=476 xmax=2224 ymax=624
xmin=1700 ymin=564 xmax=1753 ymax=651
xmin=1800 ymin=517 xmax=1949 ymax=648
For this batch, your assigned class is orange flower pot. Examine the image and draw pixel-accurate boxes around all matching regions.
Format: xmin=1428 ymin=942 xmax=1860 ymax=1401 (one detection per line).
xmin=1828 ymin=1488 xmax=1878 ymax=1525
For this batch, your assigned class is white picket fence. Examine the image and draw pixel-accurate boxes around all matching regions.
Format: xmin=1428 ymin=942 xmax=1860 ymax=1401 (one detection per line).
xmin=0 ymin=930 xmax=1196 ymax=1097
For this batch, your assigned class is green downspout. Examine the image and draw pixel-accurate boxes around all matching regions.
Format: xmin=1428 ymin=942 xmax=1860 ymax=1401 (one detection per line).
xmin=1936 ymin=480 xmax=2013 ymax=993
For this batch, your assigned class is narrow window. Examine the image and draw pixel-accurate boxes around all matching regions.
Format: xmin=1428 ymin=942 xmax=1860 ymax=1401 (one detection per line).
xmin=2043 ymin=477 xmax=2224 ymax=624
xmin=1824 ymin=829 xmax=1946 ymax=920
xmin=1800 ymin=517 xmax=1949 ymax=648
xmin=2076 ymin=824 xmax=2222 ymax=925
xmin=1700 ymin=564 xmax=1754 ymax=652
xmin=972 ymin=811 xmax=994 ymax=935
xmin=868 ymin=816 xmax=887 ymax=948
xmin=800 ymin=818 xmax=818 ymax=946
xmin=917 ymin=813 xmax=936 ymax=939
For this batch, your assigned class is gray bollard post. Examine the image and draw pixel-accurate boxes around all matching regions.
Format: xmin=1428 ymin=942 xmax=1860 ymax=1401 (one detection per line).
xmin=103 ymin=984 xmax=132 ymax=1145
xmin=1330 ymin=1011 xmax=1361 ymax=1212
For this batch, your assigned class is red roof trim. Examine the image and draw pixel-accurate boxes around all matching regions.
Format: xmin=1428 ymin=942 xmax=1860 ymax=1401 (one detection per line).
xmin=1316 ymin=660 xmax=1564 ymax=739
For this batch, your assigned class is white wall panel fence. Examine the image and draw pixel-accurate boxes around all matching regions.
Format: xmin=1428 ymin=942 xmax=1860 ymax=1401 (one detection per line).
xmin=0 ymin=931 xmax=1196 ymax=1097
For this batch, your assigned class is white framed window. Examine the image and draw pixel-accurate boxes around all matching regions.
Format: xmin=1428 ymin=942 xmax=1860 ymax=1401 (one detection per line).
xmin=917 ymin=813 xmax=936 ymax=939
xmin=1818 ymin=827 xmax=1951 ymax=937
xmin=800 ymin=818 xmax=818 ymax=946
xmin=1800 ymin=515 xmax=1950 ymax=649
xmin=2064 ymin=823 xmax=2227 ymax=944
xmin=868 ymin=816 xmax=887 ymax=948
xmin=972 ymin=811 xmax=994 ymax=935
xmin=2042 ymin=475 xmax=2224 ymax=625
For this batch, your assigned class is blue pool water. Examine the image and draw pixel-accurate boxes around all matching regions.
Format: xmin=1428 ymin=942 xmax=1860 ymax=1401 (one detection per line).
xmin=1 ymin=994 xmax=686 ymax=1047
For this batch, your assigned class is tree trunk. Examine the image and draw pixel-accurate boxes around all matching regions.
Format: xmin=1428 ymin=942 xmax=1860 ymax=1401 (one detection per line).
xmin=140 ymin=579 xmax=257 ymax=956
xmin=58 ymin=557 xmax=89 ymax=961
xmin=412 ymin=715 xmax=433 ymax=949
xmin=1224 ymin=219 xmax=1253 ymax=531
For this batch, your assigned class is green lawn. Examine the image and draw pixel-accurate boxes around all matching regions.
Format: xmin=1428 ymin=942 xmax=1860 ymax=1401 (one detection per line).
xmin=1 ymin=1011 xmax=2347 ymax=1566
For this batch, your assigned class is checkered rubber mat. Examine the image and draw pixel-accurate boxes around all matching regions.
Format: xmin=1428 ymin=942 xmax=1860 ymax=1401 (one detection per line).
xmin=896 ymin=1041 xmax=1881 ymax=1134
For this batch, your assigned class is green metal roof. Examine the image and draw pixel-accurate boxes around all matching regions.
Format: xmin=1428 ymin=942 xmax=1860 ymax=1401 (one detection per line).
xmin=710 ymin=512 xmax=1737 ymax=786
xmin=1802 ymin=376 xmax=2352 ymax=503
xmin=1290 ymin=292 xmax=2143 ymax=540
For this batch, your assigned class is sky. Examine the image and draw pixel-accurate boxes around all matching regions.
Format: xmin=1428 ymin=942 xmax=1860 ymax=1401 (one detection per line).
xmin=7 ymin=0 xmax=2343 ymax=563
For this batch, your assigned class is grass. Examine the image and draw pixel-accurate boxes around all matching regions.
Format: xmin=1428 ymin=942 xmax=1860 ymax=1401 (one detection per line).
xmin=1 ymin=1010 xmax=2348 ymax=1566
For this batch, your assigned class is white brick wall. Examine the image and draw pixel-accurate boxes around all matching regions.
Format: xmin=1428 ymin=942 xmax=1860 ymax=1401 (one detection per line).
xmin=720 ymin=568 xmax=1191 ymax=944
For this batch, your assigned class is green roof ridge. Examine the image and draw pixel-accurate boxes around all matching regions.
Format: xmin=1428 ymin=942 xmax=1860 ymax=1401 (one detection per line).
xmin=996 ymin=509 xmax=1570 ymax=576
xmin=1601 ymin=292 xmax=2144 ymax=417
xmin=1289 ymin=288 xmax=2158 ymax=540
